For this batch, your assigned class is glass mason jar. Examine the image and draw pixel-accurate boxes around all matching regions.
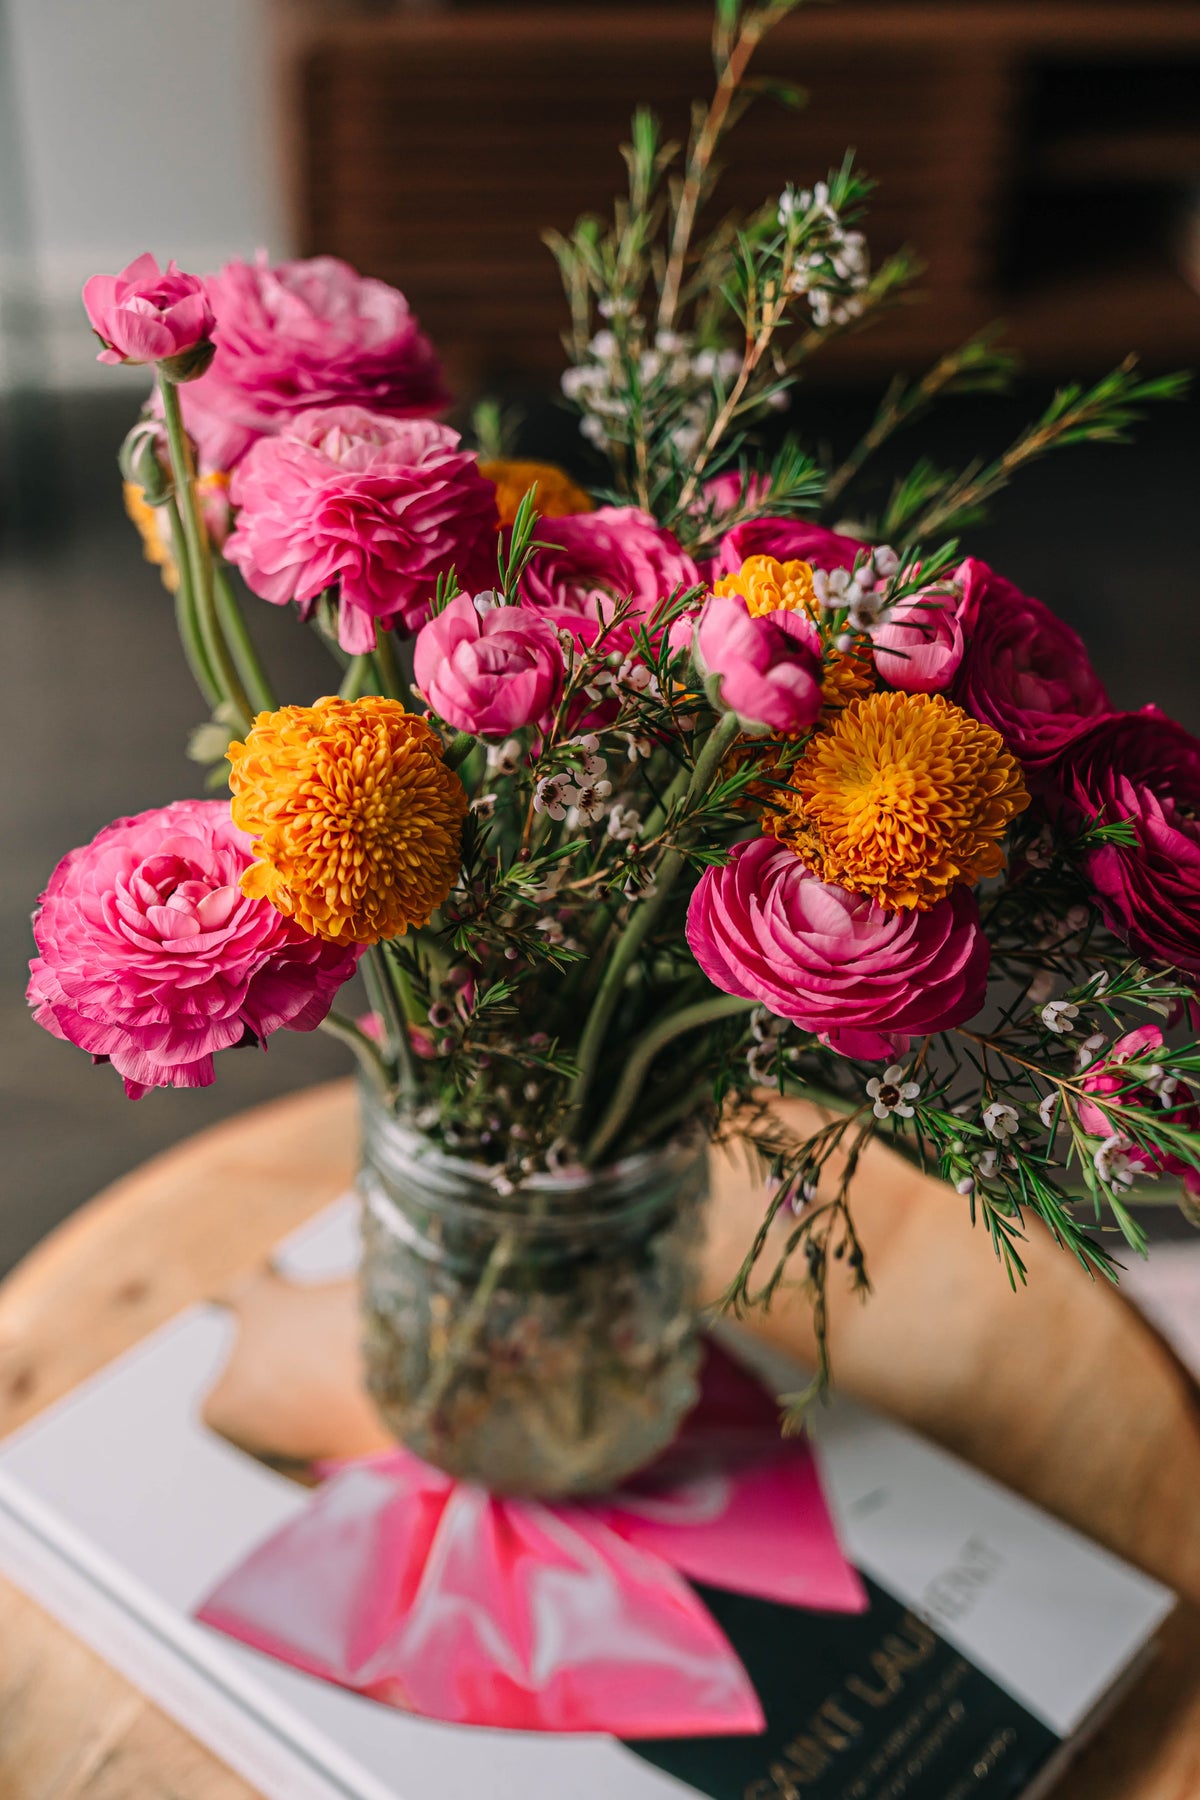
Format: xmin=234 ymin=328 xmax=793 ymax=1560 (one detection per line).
xmin=357 ymin=1081 xmax=710 ymax=1497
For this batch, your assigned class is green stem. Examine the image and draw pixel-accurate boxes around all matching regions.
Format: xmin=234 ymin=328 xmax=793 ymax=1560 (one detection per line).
xmin=407 ymin=1227 xmax=519 ymax=1432
xmin=382 ymin=944 xmax=423 ymax=1026
xmin=639 ymin=759 xmax=691 ymax=844
xmin=373 ymin=624 xmax=408 ymax=704
xmin=441 ymin=731 xmax=476 ymax=772
xmin=158 ymin=376 xmax=252 ymax=732
xmin=339 ymin=654 xmax=373 ymax=701
xmin=586 ymin=993 xmax=754 ymax=1164
xmin=213 ymin=562 xmax=276 ymax=714
xmin=165 ymin=493 xmax=220 ymax=708
xmin=318 ymin=1009 xmax=393 ymax=1099
xmin=565 ymin=711 xmax=740 ymax=1134
xmin=362 ymin=947 xmax=418 ymax=1101
xmin=310 ymin=613 xmax=350 ymax=675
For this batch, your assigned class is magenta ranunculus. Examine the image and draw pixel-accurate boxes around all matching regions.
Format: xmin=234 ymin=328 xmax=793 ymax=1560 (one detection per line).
xmin=711 ymin=518 xmax=864 ymax=579
xmin=693 ymin=594 xmax=823 ymax=735
xmin=872 ymin=559 xmax=980 ymax=694
xmin=1051 ymin=708 xmax=1200 ymax=978
xmin=225 ymin=406 xmax=499 ymax=652
xmin=414 ymin=594 xmax=565 ymax=737
xmin=178 ymin=254 xmax=449 ymax=471
xmin=83 ymin=253 xmax=215 ymax=378
xmin=686 ymin=837 xmax=989 ymax=1052
xmin=27 ymin=800 xmax=358 ymax=1098
xmin=518 ymin=507 xmax=699 ymax=650
xmin=1077 ymin=1026 xmax=1200 ymax=1195
xmin=952 ymin=563 xmax=1110 ymax=775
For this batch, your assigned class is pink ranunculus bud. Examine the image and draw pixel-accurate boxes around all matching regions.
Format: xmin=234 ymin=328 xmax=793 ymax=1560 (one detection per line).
xmin=414 ymin=594 xmax=565 ymax=738
xmin=178 ymin=254 xmax=450 ymax=471
xmin=82 ymin=254 xmax=216 ymax=379
xmin=952 ymin=560 xmax=1110 ymax=777
xmin=693 ymin=594 xmax=823 ymax=735
xmin=873 ymin=559 xmax=981 ymax=694
xmin=686 ymin=837 xmax=989 ymax=1052
xmin=695 ymin=470 xmax=772 ymax=520
xmin=27 ymin=800 xmax=358 ymax=1098
xmin=666 ymin=608 xmax=700 ymax=658
xmin=1077 ymin=1025 xmax=1200 ymax=1195
xmin=224 ymin=405 xmax=499 ymax=652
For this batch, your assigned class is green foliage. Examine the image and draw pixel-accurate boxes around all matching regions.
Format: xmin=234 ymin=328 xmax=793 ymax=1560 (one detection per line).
xmin=153 ymin=0 xmax=1200 ymax=1403
xmin=896 ymin=358 xmax=1191 ymax=542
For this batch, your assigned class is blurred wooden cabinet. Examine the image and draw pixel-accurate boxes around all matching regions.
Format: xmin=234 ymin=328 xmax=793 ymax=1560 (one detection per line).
xmin=271 ymin=4 xmax=1200 ymax=387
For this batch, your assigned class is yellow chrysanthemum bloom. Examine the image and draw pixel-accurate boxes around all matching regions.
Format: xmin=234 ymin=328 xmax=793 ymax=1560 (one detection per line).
xmin=478 ymin=459 xmax=594 ymax=526
xmin=769 ymin=690 xmax=1029 ymax=911
xmin=715 ymin=553 xmax=874 ymax=714
xmin=227 ymin=697 xmax=468 ymax=945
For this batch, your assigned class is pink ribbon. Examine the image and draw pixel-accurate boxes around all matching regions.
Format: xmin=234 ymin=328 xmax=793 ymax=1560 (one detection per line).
xmin=197 ymin=1342 xmax=865 ymax=1737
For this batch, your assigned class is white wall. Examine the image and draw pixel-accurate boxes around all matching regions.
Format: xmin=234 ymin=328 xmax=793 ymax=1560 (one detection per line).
xmin=1 ymin=0 xmax=284 ymax=388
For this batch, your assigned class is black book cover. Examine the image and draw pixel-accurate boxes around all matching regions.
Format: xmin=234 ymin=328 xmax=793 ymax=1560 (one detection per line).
xmin=628 ymin=1575 xmax=1058 ymax=1800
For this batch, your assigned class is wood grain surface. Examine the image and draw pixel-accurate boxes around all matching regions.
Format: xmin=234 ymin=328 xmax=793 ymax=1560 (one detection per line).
xmin=2 ymin=1078 xmax=1199 ymax=1798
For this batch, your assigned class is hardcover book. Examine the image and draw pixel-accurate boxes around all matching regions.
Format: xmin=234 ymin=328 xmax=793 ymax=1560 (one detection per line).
xmin=0 ymin=1201 xmax=1173 ymax=1800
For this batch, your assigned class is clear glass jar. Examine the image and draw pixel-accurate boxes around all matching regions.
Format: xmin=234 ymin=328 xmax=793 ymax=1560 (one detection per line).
xmin=357 ymin=1083 xmax=710 ymax=1497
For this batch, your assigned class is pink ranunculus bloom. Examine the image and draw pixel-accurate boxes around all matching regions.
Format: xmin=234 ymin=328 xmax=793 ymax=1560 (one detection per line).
xmin=686 ymin=838 xmax=989 ymax=1052
xmin=952 ymin=562 xmax=1110 ymax=776
xmin=414 ymin=593 xmax=565 ymax=737
xmin=1050 ymin=708 xmax=1200 ymax=979
xmin=224 ymin=405 xmax=500 ymax=653
xmin=178 ymin=254 xmax=449 ymax=471
xmin=710 ymin=518 xmax=864 ymax=580
xmin=693 ymin=594 xmax=823 ymax=735
xmin=27 ymin=800 xmax=358 ymax=1099
xmin=517 ymin=507 xmax=700 ymax=651
xmin=872 ymin=558 xmax=981 ymax=694
xmin=82 ymin=253 xmax=215 ymax=377
xmin=818 ymin=1027 xmax=912 ymax=1062
xmin=1077 ymin=1026 xmax=1200 ymax=1196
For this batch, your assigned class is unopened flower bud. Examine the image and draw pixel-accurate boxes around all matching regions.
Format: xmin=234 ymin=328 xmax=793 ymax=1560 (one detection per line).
xmin=118 ymin=417 xmax=173 ymax=505
xmin=158 ymin=337 xmax=217 ymax=384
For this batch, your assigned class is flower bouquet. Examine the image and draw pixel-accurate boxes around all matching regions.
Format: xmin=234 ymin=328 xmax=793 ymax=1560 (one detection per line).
xmin=29 ymin=0 xmax=1200 ymax=1497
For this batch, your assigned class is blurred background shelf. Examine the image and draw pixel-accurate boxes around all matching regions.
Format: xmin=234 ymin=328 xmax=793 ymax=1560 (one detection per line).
xmin=273 ymin=1 xmax=1200 ymax=388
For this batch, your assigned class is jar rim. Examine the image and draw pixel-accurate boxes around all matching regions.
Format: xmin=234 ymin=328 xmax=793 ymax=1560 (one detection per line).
xmin=359 ymin=1081 xmax=708 ymax=1232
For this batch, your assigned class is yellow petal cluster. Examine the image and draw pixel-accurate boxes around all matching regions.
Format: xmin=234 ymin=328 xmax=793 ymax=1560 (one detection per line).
xmin=123 ymin=480 xmax=179 ymax=592
xmin=477 ymin=458 xmax=594 ymax=526
xmin=768 ymin=690 xmax=1029 ymax=911
xmin=123 ymin=472 xmax=231 ymax=596
xmin=714 ymin=553 xmax=819 ymax=619
xmin=227 ymin=696 xmax=468 ymax=945
xmin=715 ymin=553 xmax=873 ymax=715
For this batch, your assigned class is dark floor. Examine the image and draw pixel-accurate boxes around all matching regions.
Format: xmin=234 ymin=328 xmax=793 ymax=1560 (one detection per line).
xmin=2 ymin=383 xmax=1197 ymax=1275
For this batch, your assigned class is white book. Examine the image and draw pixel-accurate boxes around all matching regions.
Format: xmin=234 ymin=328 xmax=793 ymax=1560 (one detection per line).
xmin=0 ymin=1201 xmax=1173 ymax=1800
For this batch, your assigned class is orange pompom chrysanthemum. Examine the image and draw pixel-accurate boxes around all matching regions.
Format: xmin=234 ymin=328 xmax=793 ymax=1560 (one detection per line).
xmin=477 ymin=459 xmax=594 ymax=527
xmin=768 ymin=690 xmax=1029 ymax=911
xmin=715 ymin=553 xmax=873 ymax=715
xmin=227 ymin=696 xmax=468 ymax=945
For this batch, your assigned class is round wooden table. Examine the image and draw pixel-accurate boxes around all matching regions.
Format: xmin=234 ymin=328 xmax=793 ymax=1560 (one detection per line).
xmin=2 ymin=1079 xmax=1199 ymax=1798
